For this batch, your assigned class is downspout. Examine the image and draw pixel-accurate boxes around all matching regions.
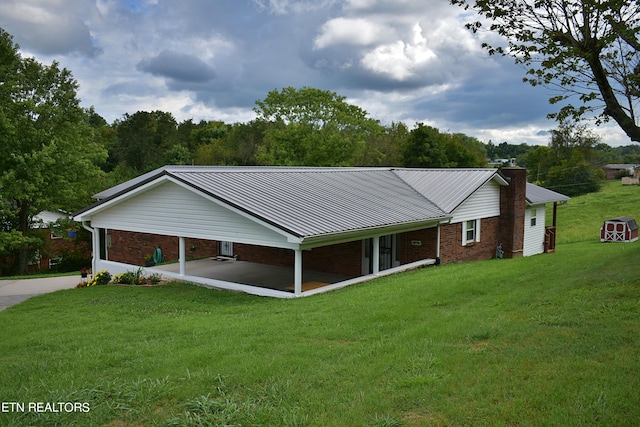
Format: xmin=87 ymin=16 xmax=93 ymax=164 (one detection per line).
xmin=82 ymin=221 xmax=98 ymax=274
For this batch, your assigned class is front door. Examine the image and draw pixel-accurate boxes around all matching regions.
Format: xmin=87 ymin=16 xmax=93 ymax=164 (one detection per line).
xmin=361 ymin=234 xmax=399 ymax=275
xmin=218 ymin=241 xmax=234 ymax=257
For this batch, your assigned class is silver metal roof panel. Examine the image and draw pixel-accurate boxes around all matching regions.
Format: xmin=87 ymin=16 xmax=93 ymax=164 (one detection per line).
xmin=84 ymin=166 xmax=521 ymax=239
xmin=392 ymin=168 xmax=506 ymax=213
xmin=526 ymin=182 xmax=570 ymax=205
xmin=169 ymin=168 xmax=447 ymax=237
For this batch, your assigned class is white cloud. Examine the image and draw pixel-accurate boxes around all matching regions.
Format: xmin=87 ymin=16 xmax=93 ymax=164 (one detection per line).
xmin=360 ymin=24 xmax=436 ymax=80
xmin=314 ymin=17 xmax=391 ymax=49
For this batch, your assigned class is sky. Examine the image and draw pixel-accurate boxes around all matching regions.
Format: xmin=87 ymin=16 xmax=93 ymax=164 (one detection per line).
xmin=0 ymin=0 xmax=633 ymax=147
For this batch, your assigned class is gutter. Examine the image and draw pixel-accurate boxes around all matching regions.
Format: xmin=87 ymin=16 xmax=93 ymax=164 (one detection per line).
xmin=296 ymin=216 xmax=451 ymax=250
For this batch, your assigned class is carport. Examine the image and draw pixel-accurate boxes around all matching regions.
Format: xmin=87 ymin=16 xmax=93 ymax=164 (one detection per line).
xmin=73 ymin=166 xmax=449 ymax=297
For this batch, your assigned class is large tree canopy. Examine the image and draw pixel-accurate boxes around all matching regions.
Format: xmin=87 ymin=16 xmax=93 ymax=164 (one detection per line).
xmin=451 ymin=0 xmax=640 ymax=142
xmin=0 ymin=29 xmax=107 ymax=274
xmin=254 ymin=87 xmax=382 ymax=166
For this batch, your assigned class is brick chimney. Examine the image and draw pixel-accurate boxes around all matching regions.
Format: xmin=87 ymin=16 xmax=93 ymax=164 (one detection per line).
xmin=499 ymin=168 xmax=527 ymax=258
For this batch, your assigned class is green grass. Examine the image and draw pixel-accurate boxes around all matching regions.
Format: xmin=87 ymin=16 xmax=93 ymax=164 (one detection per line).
xmin=0 ymin=183 xmax=639 ymax=426
xmin=552 ymin=180 xmax=640 ymax=244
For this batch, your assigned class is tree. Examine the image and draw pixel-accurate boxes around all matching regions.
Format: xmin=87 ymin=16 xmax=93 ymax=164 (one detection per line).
xmin=0 ymin=29 xmax=107 ymax=274
xmin=451 ymin=0 xmax=640 ymax=142
xmin=402 ymin=124 xmax=487 ymax=167
xmin=545 ymin=153 xmax=605 ymax=196
xmin=401 ymin=124 xmax=448 ymax=167
xmin=254 ymin=87 xmax=382 ymax=166
xmin=112 ymin=111 xmax=178 ymax=172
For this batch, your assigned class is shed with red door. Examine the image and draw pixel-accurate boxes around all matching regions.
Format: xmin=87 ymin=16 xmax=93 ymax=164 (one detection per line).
xmin=600 ymin=216 xmax=638 ymax=243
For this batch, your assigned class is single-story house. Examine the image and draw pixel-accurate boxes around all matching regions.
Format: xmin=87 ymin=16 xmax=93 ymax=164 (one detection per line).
xmin=602 ymin=164 xmax=639 ymax=180
xmin=72 ymin=166 xmax=569 ymax=298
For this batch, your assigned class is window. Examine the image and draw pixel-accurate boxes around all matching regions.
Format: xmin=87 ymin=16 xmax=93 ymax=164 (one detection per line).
xmin=463 ymin=219 xmax=481 ymax=245
xmin=530 ymin=208 xmax=537 ymax=227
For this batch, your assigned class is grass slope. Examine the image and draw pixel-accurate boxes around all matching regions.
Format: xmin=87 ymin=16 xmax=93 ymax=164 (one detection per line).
xmin=552 ymin=180 xmax=640 ymax=244
xmin=0 ymin=183 xmax=639 ymax=426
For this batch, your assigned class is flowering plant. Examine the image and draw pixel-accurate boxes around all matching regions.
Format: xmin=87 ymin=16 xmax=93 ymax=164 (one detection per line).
xmin=76 ymin=270 xmax=111 ymax=288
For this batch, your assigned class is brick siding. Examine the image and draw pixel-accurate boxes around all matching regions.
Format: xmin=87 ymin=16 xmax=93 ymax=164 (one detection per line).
xmin=499 ymin=168 xmax=526 ymax=258
xmin=107 ymin=230 xmax=218 ymax=265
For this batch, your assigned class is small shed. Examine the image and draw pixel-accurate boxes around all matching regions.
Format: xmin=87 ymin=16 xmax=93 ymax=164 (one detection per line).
xmin=600 ymin=216 xmax=638 ymax=243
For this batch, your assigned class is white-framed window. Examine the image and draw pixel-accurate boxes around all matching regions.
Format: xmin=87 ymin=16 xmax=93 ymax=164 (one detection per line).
xmin=49 ymin=257 xmax=62 ymax=269
xmin=463 ymin=219 xmax=481 ymax=245
xmin=530 ymin=208 xmax=537 ymax=227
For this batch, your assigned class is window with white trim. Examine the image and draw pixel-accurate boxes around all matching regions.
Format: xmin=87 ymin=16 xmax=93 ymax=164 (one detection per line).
xmin=530 ymin=208 xmax=537 ymax=226
xmin=463 ymin=219 xmax=481 ymax=245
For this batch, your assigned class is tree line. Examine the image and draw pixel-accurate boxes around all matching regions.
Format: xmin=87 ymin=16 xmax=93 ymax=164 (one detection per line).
xmin=1 ymin=26 xmax=639 ymax=275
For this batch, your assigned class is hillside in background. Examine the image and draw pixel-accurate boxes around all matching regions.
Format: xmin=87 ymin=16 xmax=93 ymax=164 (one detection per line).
xmin=553 ymin=180 xmax=640 ymax=244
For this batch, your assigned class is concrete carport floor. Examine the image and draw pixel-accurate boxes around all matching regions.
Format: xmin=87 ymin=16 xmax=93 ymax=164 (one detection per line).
xmin=152 ymin=258 xmax=352 ymax=291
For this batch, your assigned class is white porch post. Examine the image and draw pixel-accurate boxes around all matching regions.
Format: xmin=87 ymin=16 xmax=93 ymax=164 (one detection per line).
xmin=294 ymin=248 xmax=303 ymax=296
xmin=436 ymin=223 xmax=441 ymax=260
xmin=92 ymin=226 xmax=100 ymax=273
xmin=372 ymin=236 xmax=380 ymax=275
xmin=179 ymin=236 xmax=186 ymax=276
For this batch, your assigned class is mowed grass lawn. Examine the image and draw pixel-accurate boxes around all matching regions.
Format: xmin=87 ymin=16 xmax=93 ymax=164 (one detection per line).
xmin=1 ymin=182 xmax=639 ymax=426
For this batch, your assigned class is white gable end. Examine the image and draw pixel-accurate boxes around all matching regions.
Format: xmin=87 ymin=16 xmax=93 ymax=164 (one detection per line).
xmin=449 ymin=180 xmax=501 ymax=223
xmin=90 ymin=180 xmax=296 ymax=248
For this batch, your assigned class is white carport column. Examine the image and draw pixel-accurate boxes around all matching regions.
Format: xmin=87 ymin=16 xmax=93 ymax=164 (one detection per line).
xmin=91 ymin=226 xmax=100 ymax=273
xmin=436 ymin=223 xmax=441 ymax=259
xmin=294 ymin=248 xmax=303 ymax=296
xmin=372 ymin=236 xmax=380 ymax=275
xmin=179 ymin=237 xmax=186 ymax=276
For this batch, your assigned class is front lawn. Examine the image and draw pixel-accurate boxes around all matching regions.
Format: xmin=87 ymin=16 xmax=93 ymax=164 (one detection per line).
xmin=1 ymin=238 xmax=638 ymax=426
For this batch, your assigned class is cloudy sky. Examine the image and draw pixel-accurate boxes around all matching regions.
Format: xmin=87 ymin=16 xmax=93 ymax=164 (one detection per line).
xmin=0 ymin=0 xmax=632 ymax=146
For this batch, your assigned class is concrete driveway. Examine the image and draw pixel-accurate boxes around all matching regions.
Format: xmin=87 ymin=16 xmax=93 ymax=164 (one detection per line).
xmin=0 ymin=276 xmax=79 ymax=311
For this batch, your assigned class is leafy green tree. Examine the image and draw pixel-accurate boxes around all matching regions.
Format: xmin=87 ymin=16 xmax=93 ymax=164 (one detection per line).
xmin=254 ymin=87 xmax=382 ymax=166
xmin=452 ymin=0 xmax=640 ymax=142
xmin=445 ymin=133 xmax=487 ymax=167
xmin=0 ymin=29 xmax=107 ymax=274
xmin=545 ymin=153 xmax=604 ymax=197
xmin=359 ymin=122 xmax=408 ymax=166
xmin=549 ymin=121 xmax=601 ymax=163
xmin=523 ymin=145 xmax=556 ymax=183
xmin=112 ymin=111 xmax=178 ymax=172
xmin=401 ymin=124 xmax=448 ymax=167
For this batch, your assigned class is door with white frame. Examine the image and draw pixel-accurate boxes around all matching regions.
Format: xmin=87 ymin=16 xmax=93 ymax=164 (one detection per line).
xmin=218 ymin=241 xmax=234 ymax=257
xmin=361 ymin=234 xmax=400 ymax=275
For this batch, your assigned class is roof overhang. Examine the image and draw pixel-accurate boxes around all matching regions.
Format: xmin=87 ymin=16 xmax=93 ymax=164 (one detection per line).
xmin=74 ymin=172 xmax=451 ymax=250
xmin=296 ymin=217 xmax=451 ymax=250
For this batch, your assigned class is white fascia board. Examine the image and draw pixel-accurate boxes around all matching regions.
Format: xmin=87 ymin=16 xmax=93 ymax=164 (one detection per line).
xmin=492 ymin=173 xmax=509 ymax=186
xmin=298 ymin=217 xmax=450 ymax=250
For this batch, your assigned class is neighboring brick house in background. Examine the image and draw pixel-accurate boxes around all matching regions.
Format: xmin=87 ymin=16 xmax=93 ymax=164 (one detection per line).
xmin=602 ymin=164 xmax=639 ymax=180
xmin=73 ymin=166 xmax=569 ymax=297
xmin=0 ymin=211 xmax=91 ymax=275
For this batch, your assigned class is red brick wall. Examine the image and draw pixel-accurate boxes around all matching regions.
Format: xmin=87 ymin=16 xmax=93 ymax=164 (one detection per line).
xmin=304 ymin=241 xmax=362 ymax=276
xmin=235 ymin=241 xmax=362 ymax=277
xmin=234 ymin=243 xmax=292 ymax=266
xmin=107 ymin=230 xmax=218 ymax=265
xmin=398 ymin=228 xmax=439 ymax=264
xmin=499 ymin=168 xmax=526 ymax=258
xmin=439 ymin=218 xmax=501 ymax=263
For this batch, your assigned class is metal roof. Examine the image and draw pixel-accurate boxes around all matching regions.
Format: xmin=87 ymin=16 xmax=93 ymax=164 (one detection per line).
xmin=604 ymin=216 xmax=638 ymax=231
xmin=392 ymin=168 xmax=508 ymax=213
xmin=525 ymin=183 xmax=571 ymax=205
xmin=82 ymin=166 xmax=513 ymax=238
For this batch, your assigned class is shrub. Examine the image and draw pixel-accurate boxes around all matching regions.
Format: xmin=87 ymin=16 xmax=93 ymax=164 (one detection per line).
xmin=112 ymin=268 xmax=163 ymax=285
xmin=77 ymin=270 xmax=111 ymax=288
